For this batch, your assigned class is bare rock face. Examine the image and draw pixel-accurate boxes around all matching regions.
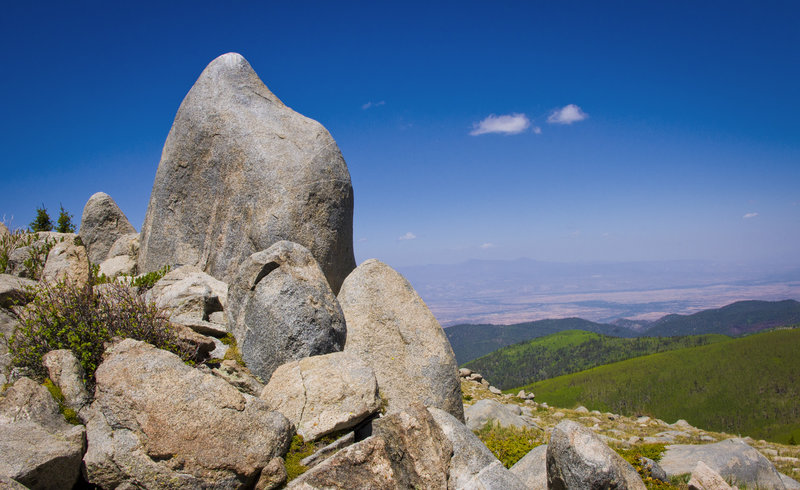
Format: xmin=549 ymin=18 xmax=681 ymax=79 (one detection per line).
xmin=510 ymin=444 xmax=548 ymax=489
xmin=83 ymin=339 xmax=293 ymax=489
xmin=260 ymin=351 xmax=380 ymax=441
xmin=0 ymin=377 xmax=86 ymax=489
xmin=338 ymin=259 xmax=464 ymax=421
xmin=547 ymin=419 xmax=646 ymax=490
xmin=227 ymin=241 xmax=346 ymax=382
xmin=660 ymin=438 xmax=786 ymax=489
xmin=0 ymin=274 xmax=36 ymax=309
xmin=428 ymin=407 xmax=528 ymax=490
xmin=78 ymin=192 xmax=136 ymax=264
xmin=41 ymin=239 xmax=90 ymax=287
xmin=138 ymin=52 xmax=355 ymax=293
xmin=290 ymin=404 xmax=452 ymax=489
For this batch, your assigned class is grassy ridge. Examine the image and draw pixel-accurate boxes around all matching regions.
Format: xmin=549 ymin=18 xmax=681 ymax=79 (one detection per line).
xmin=464 ymin=330 xmax=728 ymax=390
xmin=519 ymin=327 xmax=800 ymax=443
xmin=445 ymin=318 xmax=633 ymax=364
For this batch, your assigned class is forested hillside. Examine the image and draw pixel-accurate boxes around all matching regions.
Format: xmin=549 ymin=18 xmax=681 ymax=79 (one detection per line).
xmin=519 ymin=327 xmax=800 ymax=444
xmin=464 ymin=330 xmax=727 ymax=389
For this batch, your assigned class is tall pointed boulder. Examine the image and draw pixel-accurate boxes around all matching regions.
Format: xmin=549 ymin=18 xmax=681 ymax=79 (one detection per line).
xmin=138 ymin=53 xmax=355 ymax=293
xmin=79 ymin=192 xmax=136 ymax=264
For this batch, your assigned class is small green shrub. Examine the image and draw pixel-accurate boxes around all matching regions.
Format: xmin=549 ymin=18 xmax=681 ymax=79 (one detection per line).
xmin=8 ymin=280 xmax=192 ymax=387
xmin=473 ymin=420 xmax=544 ymax=468
xmin=124 ymin=265 xmax=170 ymax=291
xmin=0 ymin=229 xmax=36 ymax=274
xmin=285 ymin=435 xmax=314 ymax=481
xmin=614 ymin=444 xmax=672 ymax=489
xmin=22 ymin=235 xmax=59 ymax=280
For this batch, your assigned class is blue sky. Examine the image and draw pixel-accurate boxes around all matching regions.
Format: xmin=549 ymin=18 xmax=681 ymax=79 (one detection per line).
xmin=2 ymin=1 xmax=798 ymax=268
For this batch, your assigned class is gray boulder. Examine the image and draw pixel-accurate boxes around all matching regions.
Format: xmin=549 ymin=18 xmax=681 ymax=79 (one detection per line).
xmin=41 ymin=239 xmax=90 ymax=287
xmin=465 ymin=399 xmax=536 ymax=431
xmin=260 ymin=351 xmax=380 ymax=441
xmin=781 ymin=474 xmax=800 ymax=490
xmin=291 ymin=404 xmax=451 ymax=489
xmin=0 ymin=308 xmax=19 ymax=385
xmin=339 ymin=259 xmax=464 ymax=421
xmin=659 ymin=438 xmax=786 ymax=489
xmin=510 ymin=444 xmax=547 ymax=489
xmin=547 ymin=419 xmax=646 ymax=490
xmin=107 ymin=232 xmax=139 ymax=259
xmin=42 ymin=349 xmax=90 ymax=416
xmin=0 ymin=377 xmax=85 ymax=489
xmin=428 ymin=407 xmax=527 ymax=490
xmin=146 ymin=265 xmax=228 ymax=335
xmin=138 ymin=52 xmax=355 ymax=293
xmin=98 ymin=255 xmax=136 ymax=279
xmin=78 ymin=192 xmax=136 ymax=264
xmin=227 ymin=241 xmax=345 ymax=382
xmin=0 ymin=274 xmax=36 ymax=308
xmin=83 ymin=339 xmax=293 ymax=488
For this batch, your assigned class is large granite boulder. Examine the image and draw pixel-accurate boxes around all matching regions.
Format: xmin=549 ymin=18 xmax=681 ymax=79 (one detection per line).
xmin=339 ymin=259 xmax=464 ymax=421
xmin=227 ymin=241 xmax=346 ymax=381
xmin=428 ymin=407 xmax=528 ymax=490
xmin=547 ymin=419 xmax=646 ymax=490
xmin=42 ymin=349 xmax=90 ymax=417
xmin=138 ymin=52 xmax=355 ymax=293
xmin=99 ymin=233 xmax=140 ymax=278
xmin=260 ymin=351 xmax=380 ymax=441
xmin=688 ymin=461 xmax=733 ymax=490
xmin=83 ymin=339 xmax=293 ymax=488
xmin=291 ymin=404 xmax=451 ymax=489
xmin=659 ymin=438 xmax=786 ymax=489
xmin=78 ymin=192 xmax=136 ymax=264
xmin=0 ymin=377 xmax=86 ymax=489
xmin=510 ymin=444 xmax=548 ymax=489
xmin=41 ymin=239 xmax=90 ymax=287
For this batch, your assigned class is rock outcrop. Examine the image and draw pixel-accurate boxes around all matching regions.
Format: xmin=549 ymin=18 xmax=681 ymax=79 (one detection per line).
xmin=0 ymin=377 xmax=86 ymax=489
xmin=547 ymin=419 xmax=646 ymax=489
xmin=428 ymin=406 xmax=527 ymax=490
xmin=465 ymin=398 xmax=537 ymax=431
xmin=84 ymin=339 xmax=293 ymax=488
xmin=146 ymin=265 xmax=228 ymax=336
xmin=660 ymin=438 xmax=787 ymax=489
xmin=138 ymin=52 xmax=355 ymax=293
xmin=260 ymin=351 xmax=380 ymax=441
xmin=339 ymin=259 xmax=464 ymax=421
xmin=227 ymin=241 xmax=346 ymax=381
xmin=510 ymin=444 xmax=548 ymax=489
xmin=291 ymin=404 xmax=452 ymax=489
xmin=78 ymin=192 xmax=136 ymax=264
xmin=0 ymin=274 xmax=36 ymax=308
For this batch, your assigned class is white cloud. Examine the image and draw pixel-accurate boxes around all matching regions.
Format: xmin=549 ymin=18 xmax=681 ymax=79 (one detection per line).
xmin=533 ymin=126 xmax=542 ymax=135
xmin=743 ymin=212 xmax=759 ymax=219
xmin=480 ymin=242 xmax=495 ymax=249
xmin=470 ymin=113 xmax=531 ymax=135
xmin=398 ymin=232 xmax=417 ymax=241
xmin=362 ymin=100 xmax=385 ymax=110
xmin=547 ymin=104 xmax=588 ymax=125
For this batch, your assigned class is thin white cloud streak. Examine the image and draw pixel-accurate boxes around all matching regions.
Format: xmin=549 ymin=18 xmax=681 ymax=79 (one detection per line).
xmin=470 ymin=113 xmax=531 ymax=135
xmin=743 ymin=212 xmax=759 ymax=219
xmin=547 ymin=104 xmax=588 ymax=124
xmin=480 ymin=242 xmax=494 ymax=249
xmin=533 ymin=126 xmax=542 ymax=134
xmin=398 ymin=232 xmax=417 ymax=241
xmin=362 ymin=100 xmax=385 ymax=110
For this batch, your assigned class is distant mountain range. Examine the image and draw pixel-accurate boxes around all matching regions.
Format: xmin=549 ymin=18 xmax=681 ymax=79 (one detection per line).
xmin=446 ymin=299 xmax=800 ymax=364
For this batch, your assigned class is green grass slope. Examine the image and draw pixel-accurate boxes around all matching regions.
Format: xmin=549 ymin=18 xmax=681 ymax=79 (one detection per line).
xmin=445 ymin=318 xmax=634 ymax=364
xmin=519 ymin=327 xmax=800 ymax=444
xmin=465 ymin=330 xmax=728 ymax=390
xmin=642 ymin=299 xmax=800 ymax=337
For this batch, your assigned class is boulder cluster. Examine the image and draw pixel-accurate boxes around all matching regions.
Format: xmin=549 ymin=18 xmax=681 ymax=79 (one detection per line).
xmin=2 ymin=52 xmax=799 ymax=489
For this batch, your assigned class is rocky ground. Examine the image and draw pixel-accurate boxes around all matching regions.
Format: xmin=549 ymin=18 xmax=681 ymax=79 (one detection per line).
xmin=461 ymin=373 xmax=800 ymax=488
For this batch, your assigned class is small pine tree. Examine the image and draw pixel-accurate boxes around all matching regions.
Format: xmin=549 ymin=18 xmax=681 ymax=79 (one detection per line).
xmin=29 ymin=205 xmax=53 ymax=232
xmin=56 ymin=204 xmax=75 ymax=233
xmin=790 ymin=434 xmax=797 ymax=445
